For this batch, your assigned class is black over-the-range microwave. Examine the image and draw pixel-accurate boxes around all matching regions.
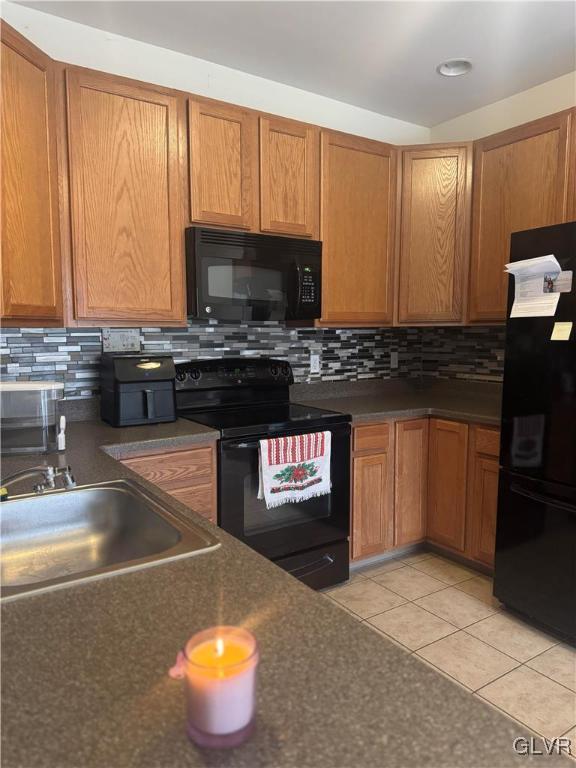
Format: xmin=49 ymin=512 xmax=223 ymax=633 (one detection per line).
xmin=185 ymin=227 xmax=322 ymax=322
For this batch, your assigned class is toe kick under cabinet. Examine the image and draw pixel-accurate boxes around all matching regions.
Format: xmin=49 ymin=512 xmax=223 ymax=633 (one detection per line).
xmin=351 ymin=418 xmax=500 ymax=569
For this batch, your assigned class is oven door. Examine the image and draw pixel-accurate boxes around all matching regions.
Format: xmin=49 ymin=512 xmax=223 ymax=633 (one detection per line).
xmin=218 ymin=423 xmax=350 ymax=560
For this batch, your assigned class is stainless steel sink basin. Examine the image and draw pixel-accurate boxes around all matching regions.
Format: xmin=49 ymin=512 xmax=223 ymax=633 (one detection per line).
xmin=1 ymin=479 xmax=220 ymax=600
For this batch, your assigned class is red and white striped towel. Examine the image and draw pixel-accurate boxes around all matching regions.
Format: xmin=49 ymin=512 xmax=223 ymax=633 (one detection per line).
xmin=257 ymin=431 xmax=331 ymax=509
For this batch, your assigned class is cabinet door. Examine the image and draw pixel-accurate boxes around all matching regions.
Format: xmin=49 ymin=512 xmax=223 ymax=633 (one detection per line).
xmin=66 ymin=69 xmax=185 ymax=324
xmin=352 ymin=452 xmax=394 ymax=560
xmin=320 ymin=131 xmax=397 ymax=326
xmin=395 ymin=419 xmax=429 ymax=547
xmin=427 ymin=419 xmax=469 ymax=552
xmin=398 ymin=145 xmax=471 ymax=324
xmin=1 ymin=23 xmax=62 ymax=323
xmin=189 ymin=98 xmax=258 ymax=230
xmin=259 ymin=116 xmax=319 ymax=238
xmin=466 ymin=426 xmax=500 ymax=566
xmin=469 ymin=111 xmax=573 ymax=323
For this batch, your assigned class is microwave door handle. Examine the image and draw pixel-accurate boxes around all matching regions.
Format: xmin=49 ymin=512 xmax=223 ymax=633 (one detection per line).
xmin=510 ymin=483 xmax=576 ymax=516
xmin=144 ymin=389 xmax=155 ymax=419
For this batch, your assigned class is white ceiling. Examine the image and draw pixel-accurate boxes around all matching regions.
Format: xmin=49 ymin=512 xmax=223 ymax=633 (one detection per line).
xmin=16 ymin=1 xmax=576 ymax=126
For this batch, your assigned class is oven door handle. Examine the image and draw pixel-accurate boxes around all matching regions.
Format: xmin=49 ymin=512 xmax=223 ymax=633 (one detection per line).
xmin=286 ymin=554 xmax=335 ymax=579
xmin=227 ymin=441 xmax=261 ymax=450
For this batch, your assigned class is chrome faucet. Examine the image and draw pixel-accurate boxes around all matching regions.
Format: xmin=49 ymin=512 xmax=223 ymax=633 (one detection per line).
xmin=0 ymin=465 xmax=76 ymax=496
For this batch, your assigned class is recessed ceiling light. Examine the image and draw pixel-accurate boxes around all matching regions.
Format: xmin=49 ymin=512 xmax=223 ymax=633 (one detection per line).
xmin=436 ymin=59 xmax=472 ymax=77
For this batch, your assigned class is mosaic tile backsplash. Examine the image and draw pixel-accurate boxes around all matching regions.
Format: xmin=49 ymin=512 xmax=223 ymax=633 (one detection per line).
xmin=1 ymin=322 xmax=505 ymax=399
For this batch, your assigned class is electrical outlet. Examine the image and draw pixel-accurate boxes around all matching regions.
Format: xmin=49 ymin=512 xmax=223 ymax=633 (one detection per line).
xmin=390 ymin=350 xmax=399 ymax=369
xmin=310 ymin=353 xmax=321 ymax=374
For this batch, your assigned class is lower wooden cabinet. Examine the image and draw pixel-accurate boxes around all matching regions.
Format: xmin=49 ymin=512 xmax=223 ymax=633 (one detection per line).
xmin=427 ymin=419 xmax=469 ymax=551
xmin=121 ymin=443 xmax=217 ymax=523
xmin=394 ymin=419 xmax=429 ymax=547
xmin=351 ymin=417 xmax=500 ymax=566
xmin=466 ymin=426 xmax=500 ymax=566
xmin=352 ymin=423 xmax=394 ymax=560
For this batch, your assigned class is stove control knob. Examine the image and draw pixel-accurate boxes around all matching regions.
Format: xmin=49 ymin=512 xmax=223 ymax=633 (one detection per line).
xmin=190 ymin=368 xmax=201 ymax=381
xmin=270 ymin=364 xmax=279 ymax=377
xmin=176 ymin=370 xmax=188 ymax=383
xmin=281 ymin=363 xmax=290 ymax=378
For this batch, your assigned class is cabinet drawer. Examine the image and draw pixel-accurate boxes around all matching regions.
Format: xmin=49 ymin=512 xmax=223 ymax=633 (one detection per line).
xmin=170 ymin=483 xmax=216 ymax=523
xmin=354 ymin=423 xmax=390 ymax=453
xmin=474 ymin=426 xmax=500 ymax=457
xmin=122 ymin=446 xmax=214 ymax=490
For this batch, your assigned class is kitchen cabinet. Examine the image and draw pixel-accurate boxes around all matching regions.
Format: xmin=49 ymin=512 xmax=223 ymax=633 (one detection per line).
xmin=259 ymin=115 xmax=319 ymax=238
xmin=65 ymin=68 xmax=186 ymax=325
xmin=1 ymin=23 xmax=63 ymax=324
xmin=352 ymin=423 xmax=394 ymax=559
xmin=121 ymin=444 xmax=217 ymax=523
xmin=427 ymin=419 xmax=469 ymax=552
xmin=320 ymin=131 xmax=397 ymax=326
xmin=466 ymin=426 xmax=500 ymax=566
xmin=394 ymin=419 xmax=429 ymax=547
xmin=188 ymin=97 xmax=258 ymax=230
xmin=397 ymin=144 xmax=472 ymax=324
xmin=469 ymin=110 xmax=574 ymax=323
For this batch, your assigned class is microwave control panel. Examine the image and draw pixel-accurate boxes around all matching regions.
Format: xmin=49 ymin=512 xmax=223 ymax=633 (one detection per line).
xmin=300 ymin=270 xmax=317 ymax=304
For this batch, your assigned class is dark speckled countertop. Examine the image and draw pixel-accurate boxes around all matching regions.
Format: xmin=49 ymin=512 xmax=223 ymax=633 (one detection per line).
xmin=292 ymin=377 xmax=503 ymax=426
xmin=5 ymin=379 xmax=564 ymax=768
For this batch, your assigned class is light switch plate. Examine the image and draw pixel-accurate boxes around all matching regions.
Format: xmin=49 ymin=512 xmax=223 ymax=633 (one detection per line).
xmin=102 ymin=328 xmax=141 ymax=353
xmin=310 ymin=353 xmax=321 ymax=374
xmin=390 ymin=350 xmax=399 ymax=369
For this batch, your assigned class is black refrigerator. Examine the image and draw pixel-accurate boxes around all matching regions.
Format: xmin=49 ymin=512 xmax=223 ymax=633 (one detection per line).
xmin=495 ymin=221 xmax=576 ymax=644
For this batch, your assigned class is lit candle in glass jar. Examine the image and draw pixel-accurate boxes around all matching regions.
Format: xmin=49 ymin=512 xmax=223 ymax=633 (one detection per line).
xmin=180 ymin=626 xmax=259 ymax=748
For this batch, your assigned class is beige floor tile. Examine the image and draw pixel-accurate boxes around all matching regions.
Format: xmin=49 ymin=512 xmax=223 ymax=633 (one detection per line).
xmin=358 ymin=559 xmax=405 ymax=578
xmin=411 ymin=556 xmax=477 ymax=585
xmin=396 ymin=551 xmax=434 ymax=565
xmin=415 ymin=587 xmax=497 ymax=628
xmin=455 ymin=575 xmax=501 ymax=608
xmin=367 ymin=603 xmax=457 ymax=651
xmin=362 ymin=620 xmax=411 ymax=652
xmin=527 ymin=644 xmax=576 ymax=692
xmin=466 ymin=612 xmax=558 ymax=662
xmin=562 ymin=724 xmax=576 ymax=740
xmin=416 ymin=655 xmax=475 ymax=694
xmin=325 ymin=597 xmax=364 ymax=620
xmin=478 ymin=666 xmax=576 ymax=739
xmin=416 ymin=631 xmax=518 ymax=690
xmin=328 ymin=579 xmax=406 ymax=619
xmin=371 ymin=566 xmax=447 ymax=600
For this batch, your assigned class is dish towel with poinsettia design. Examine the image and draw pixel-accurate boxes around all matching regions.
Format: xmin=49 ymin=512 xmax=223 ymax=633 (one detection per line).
xmin=257 ymin=431 xmax=332 ymax=509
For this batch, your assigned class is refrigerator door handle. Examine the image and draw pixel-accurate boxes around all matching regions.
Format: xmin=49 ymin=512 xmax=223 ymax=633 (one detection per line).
xmin=510 ymin=482 xmax=576 ymax=516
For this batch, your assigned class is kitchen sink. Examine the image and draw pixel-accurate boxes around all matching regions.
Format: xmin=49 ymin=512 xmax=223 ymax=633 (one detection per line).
xmin=1 ymin=479 xmax=220 ymax=600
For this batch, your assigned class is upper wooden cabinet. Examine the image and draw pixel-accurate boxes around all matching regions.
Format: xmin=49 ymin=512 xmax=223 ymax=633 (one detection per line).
xmin=1 ymin=23 xmax=62 ymax=324
xmin=65 ymin=68 xmax=186 ymax=325
xmin=397 ymin=144 xmax=472 ymax=325
xmin=427 ymin=419 xmax=469 ymax=552
xmin=320 ymin=131 xmax=397 ymax=326
xmin=394 ymin=419 xmax=429 ymax=547
xmin=188 ymin=98 xmax=258 ymax=230
xmin=259 ymin=116 xmax=320 ymax=238
xmin=469 ymin=111 xmax=574 ymax=323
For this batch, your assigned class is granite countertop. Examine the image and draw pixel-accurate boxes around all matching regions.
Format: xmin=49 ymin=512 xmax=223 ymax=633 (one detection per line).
xmin=292 ymin=377 xmax=503 ymax=427
xmin=5 ymin=380 xmax=562 ymax=768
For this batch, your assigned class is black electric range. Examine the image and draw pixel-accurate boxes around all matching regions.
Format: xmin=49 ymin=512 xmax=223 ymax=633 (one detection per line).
xmin=175 ymin=357 xmax=351 ymax=589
